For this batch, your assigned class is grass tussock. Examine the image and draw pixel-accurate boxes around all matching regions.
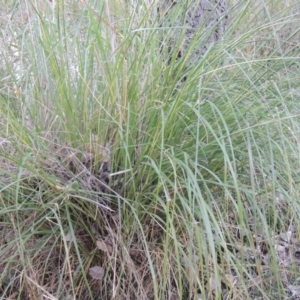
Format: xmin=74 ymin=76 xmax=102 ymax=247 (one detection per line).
xmin=1 ymin=0 xmax=300 ymax=299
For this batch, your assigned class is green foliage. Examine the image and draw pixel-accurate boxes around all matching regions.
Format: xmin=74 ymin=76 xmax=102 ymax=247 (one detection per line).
xmin=1 ymin=0 xmax=300 ymax=299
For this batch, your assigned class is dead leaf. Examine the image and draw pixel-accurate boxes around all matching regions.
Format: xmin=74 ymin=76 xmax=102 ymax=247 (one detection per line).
xmin=89 ymin=266 xmax=105 ymax=280
xmin=96 ymin=240 xmax=112 ymax=254
xmin=261 ymin=253 xmax=270 ymax=265
xmin=275 ymin=244 xmax=286 ymax=254
xmin=65 ymin=231 xmax=73 ymax=242
xmin=288 ymin=284 xmax=300 ymax=297
xmin=5 ymin=291 xmax=18 ymax=300
xmin=181 ymin=255 xmax=199 ymax=268
xmin=280 ymin=231 xmax=292 ymax=243
xmin=208 ymin=276 xmax=217 ymax=292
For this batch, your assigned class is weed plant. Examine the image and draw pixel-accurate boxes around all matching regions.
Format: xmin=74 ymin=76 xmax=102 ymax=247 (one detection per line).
xmin=1 ymin=0 xmax=300 ymax=299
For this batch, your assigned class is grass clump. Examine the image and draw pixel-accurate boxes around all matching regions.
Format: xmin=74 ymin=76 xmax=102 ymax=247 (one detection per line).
xmin=1 ymin=0 xmax=300 ymax=299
